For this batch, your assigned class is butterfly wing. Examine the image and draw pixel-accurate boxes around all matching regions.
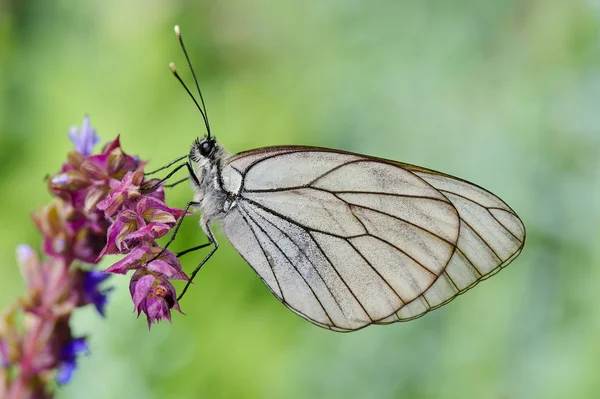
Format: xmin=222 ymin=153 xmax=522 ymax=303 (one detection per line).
xmin=219 ymin=146 xmax=525 ymax=331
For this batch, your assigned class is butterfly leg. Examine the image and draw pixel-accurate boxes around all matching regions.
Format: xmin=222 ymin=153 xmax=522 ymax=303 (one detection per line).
xmin=147 ymin=162 xmax=203 ymax=264
xmin=145 ymin=154 xmax=187 ymax=176
xmin=149 ymin=199 xmax=201 ymax=263
xmin=176 ymin=242 xmax=211 ymax=258
xmin=163 ymin=176 xmax=189 ymax=188
xmin=177 ymin=225 xmax=219 ymax=300
xmin=142 ymin=161 xmax=189 ymax=193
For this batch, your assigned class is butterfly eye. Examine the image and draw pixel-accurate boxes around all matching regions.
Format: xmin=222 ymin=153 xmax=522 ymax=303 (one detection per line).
xmin=200 ymin=140 xmax=213 ymax=157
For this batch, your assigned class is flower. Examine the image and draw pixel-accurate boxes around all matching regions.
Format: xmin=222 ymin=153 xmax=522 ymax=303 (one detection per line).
xmin=105 ymin=245 xmax=186 ymax=279
xmin=68 ymin=115 xmax=99 ymax=156
xmin=0 ymin=116 xmax=142 ymax=396
xmin=0 ymin=114 xmax=190 ymax=399
xmin=56 ymin=337 xmax=89 ymax=385
xmin=97 ymin=155 xmax=189 ymax=329
xmin=32 ymin=201 xmax=107 ymax=265
xmin=99 ymin=196 xmax=185 ymax=257
xmin=130 ymin=272 xmax=183 ymax=329
xmin=81 ymin=271 xmax=113 ymax=317
xmin=96 ymin=170 xmax=144 ymax=217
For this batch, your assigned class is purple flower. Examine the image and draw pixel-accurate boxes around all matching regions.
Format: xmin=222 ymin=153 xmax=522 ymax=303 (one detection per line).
xmin=97 ymin=170 xmax=144 ymax=217
xmin=69 ymin=115 xmax=100 ymax=156
xmin=105 ymin=246 xmax=187 ymax=281
xmin=98 ymin=167 xmax=188 ymax=328
xmin=82 ymin=271 xmax=113 ymax=316
xmin=56 ymin=337 xmax=88 ymax=385
xmin=0 ymin=116 xmax=158 ymax=396
xmin=129 ymin=272 xmax=183 ymax=329
xmin=99 ymin=196 xmax=185 ymax=257
xmin=32 ymin=200 xmax=108 ymax=265
xmin=48 ymin=117 xmax=189 ymax=329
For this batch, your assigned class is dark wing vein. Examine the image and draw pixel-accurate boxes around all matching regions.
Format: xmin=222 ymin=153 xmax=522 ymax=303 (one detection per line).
xmin=342 ymin=200 xmax=451 ymax=276
xmin=337 ymin=194 xmax=456 ymax=246
xmin=241 ymin=202 xmax=346 ymax=325
xmin=318 ymin=189 xmax=451 ymax=203
xmin=242 ymin=159 xmax=364 ymax=193
xmin=242 ymin=197 xmax=362 ymax=240
xmin=486 ymin=209 xmax=522 ymax=242
xmin=240 ymin=198 xmax=372 ymax=323
xmin=238 ymin=204 xmax=336 ymax=327
xmin=439 ymin=189 xmax=524 ymax=244
xmin=367 ymin=235 xmax=437 ymax=279
xmin=443 ymin=272 xmax=460 ymax=291
xmin=235 ymin=209 xmax=285 ymax=301
xmin=459 ymin=218 xmax=503 ymax=262
xmin=456 ymin=247 xmax=484 ymax=276
xmin=241 ymin=189 xmax=441 ymax=311
xmin=345 ymin=240 xmax=405 ymax=305
xmin=306 ymin=230 xmax=374 ymax=322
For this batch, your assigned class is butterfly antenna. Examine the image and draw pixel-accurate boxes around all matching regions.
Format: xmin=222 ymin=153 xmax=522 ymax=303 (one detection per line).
xmin=174 ymin=25 xmax=211 ymax=138
xmin=169 ymin=62 xmax=210 ymax=137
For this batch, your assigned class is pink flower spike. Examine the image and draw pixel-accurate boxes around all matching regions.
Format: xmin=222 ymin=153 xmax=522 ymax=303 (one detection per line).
xmin=137 ymin=197 xmax=185 ymax=227
xmin=99 ymin=209 xmax=140 ymax=257
xmin=123 ymin=222 xmax=171 ymax=244
xmin=105 ymin=246 xmax=186 ymax=282
xmin=129 ymin=272 xmax=183 ymax=329
xmin=104 ymin=246 xmax=151 ymax=275
xmin=146 ymin=258 xmax=188 ymax=281
xmin=97 ymin=170 xmax=144 ymax=218
xmin=130 ymin=274 xmax=155 ymax=313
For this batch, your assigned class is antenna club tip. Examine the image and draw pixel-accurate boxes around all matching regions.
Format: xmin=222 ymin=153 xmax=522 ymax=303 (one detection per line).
xmin=169 ymin=62 xmax=177 ymax=73
xmin=174 ymin=25 xmax=181 ymax=37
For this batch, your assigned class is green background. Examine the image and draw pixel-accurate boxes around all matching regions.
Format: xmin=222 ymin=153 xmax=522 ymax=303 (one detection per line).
xmin=1 ymin=1 xmax=599 ymax=398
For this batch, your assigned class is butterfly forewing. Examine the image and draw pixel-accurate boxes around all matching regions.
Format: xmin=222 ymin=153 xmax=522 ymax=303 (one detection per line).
xmin=220 ymin=146 xmax=525 ymax=331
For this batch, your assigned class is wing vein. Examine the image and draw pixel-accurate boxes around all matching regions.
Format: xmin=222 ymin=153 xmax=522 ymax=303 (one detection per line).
xmin=487 ymin=209 xmax=522 ymax=242
xmin=460 ymin=218 xmax=503 ymax=262
xmin=367 ymin=234 xmax=438 ymax=278
xmin=239 ymin=205 xmax=336 ymax=327
xmin=241 ymin=202 xmax=347 ymax=322
xmin=456 ymin=247 xmax=483 ymax=277
xmin=308 ymin=231 xmax=374 ymax=323
xmin=242 ymin=197 xmax=354 ymax=239
xmin=235 ymin=209 xmax=285 ymax=300
xmin=443 ymin=272 xmax=460 ymax=291
xmin=439 ymin=190 xmax=523 ymax=242
xmin=346 ymin=240 xmax=405 ymax=305
xmin=340 ymin=197 xmax=455 ymax=247
xmin=316 ymin=188 xmax=451 ymax=203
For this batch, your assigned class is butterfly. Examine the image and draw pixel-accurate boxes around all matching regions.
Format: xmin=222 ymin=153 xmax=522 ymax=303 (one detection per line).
xmin=156 ymin=26 xmax=526 ymax=332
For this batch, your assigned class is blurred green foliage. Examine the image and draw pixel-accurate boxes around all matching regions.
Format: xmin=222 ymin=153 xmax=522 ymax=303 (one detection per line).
xmin=1 ymin=1 xmax=599 ymax=398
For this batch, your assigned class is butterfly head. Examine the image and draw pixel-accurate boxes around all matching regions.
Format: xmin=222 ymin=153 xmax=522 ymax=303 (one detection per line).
xmin=189 ymin=136 xmax=218 ymax=164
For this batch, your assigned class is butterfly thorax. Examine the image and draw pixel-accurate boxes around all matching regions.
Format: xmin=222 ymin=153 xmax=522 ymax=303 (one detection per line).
xmin=189 ymin=137 xmax=233 ymax=228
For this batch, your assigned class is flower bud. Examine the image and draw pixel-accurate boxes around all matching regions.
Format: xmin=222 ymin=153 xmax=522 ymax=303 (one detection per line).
xmin=51 ymin=171 xmax=90 ymax=191
xmin=80 ymin=159 xmax=108 ymax=181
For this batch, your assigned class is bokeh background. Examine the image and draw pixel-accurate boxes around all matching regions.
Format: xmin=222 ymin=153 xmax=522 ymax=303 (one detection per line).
xmin=1 ymin=1 xmax=599 ymax=398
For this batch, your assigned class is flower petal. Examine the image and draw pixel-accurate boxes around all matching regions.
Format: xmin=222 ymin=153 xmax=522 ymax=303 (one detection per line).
xmin=97 ymin=172 xmax=142 ymax=217
xmin=105 ymin=246 xmax=151 ymax=274
xmin=56 ymin=337 xmax=89 ymax=384
xmin=137 ymin=197 xmax=185 ymax=227
xmin=124 ymin=222 xmax=170 ymax=243
xmin=83 ymin=271 xmax=113 ymax=316
xmin=147 ymin=259 xmax=187 ymax=281
xmin=130 ymin=273 xmax=155 ymax=312
xmin=68 ymin=115 xmax=100 ymax=156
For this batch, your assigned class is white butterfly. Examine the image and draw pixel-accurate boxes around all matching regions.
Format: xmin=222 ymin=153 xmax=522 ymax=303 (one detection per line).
xmin=159 ymin=26 xmax=525 ymax=332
